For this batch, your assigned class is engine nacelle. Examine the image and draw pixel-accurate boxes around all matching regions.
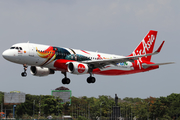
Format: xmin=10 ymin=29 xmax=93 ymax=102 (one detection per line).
xmin=67 ymin=62 xmax=89 ymax=74
xmin=30 ymin=66 xmax=55 ymax=77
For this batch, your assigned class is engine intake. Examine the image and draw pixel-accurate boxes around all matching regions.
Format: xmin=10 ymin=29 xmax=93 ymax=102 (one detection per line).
xmin=67 ymin=62 xmax=89 ymax=74
xmin=30 ymin=66 xmax=55 ymax=77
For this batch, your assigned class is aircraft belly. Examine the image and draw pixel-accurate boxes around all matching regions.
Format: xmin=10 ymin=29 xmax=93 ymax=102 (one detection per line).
xmin=101 ymin=65 xmax=134 ymax=71
xmin=42 ymin=61 xmax=56 ymax=69
xmin=23 ymin=56 xmax=55 ymax=69
xmin=93 ymin=65 xmax=134 ymax=75
xmin=33 ymin=57 xmax=55 ymax=68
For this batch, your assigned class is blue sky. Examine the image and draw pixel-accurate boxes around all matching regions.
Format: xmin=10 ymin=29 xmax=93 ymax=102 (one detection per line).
xmin=0 ymin=0 xmax=179 ymax=99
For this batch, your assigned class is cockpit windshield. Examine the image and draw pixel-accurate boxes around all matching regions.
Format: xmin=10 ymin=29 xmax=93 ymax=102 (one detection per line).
xmin=10 ymin=47 xmax=15 ymax=49
xmin=10 ymin=47 xmax=23 ymax=50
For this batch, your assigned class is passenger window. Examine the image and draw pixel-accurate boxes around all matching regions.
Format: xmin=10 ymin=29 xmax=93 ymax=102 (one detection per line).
xmin=19 ymin=47 xmax=22 ymax=50
xmin=16 ymin=47 xmax=18 ymax=50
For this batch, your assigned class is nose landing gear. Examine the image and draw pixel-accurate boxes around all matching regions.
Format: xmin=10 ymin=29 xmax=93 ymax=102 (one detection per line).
xmin=21 ymin=64 xmax=27 ymax=77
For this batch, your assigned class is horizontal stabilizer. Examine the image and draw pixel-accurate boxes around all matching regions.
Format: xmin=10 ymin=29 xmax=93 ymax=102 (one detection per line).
xmin=128 ymin=41 xmax=166 ymax=61
xmin=82 ymin=41 xmax=167 ymax=69
xmin=142 ymin=62 xmax=175 ymax=69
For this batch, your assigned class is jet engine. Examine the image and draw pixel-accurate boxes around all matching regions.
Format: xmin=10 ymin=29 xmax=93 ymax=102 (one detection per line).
xmin=67 ymin=62 xmax=89 ymax=74
xmin=30 ymin=66 xmax=55 ymax=76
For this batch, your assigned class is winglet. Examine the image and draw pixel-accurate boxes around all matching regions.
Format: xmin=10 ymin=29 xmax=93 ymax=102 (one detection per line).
xmin=156 ymin=41 xmax=165 ymax=53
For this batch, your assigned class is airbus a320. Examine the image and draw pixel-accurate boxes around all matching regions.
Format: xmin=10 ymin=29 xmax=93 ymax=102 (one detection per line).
xmin=2 ymin=30 xmax=174 ymax=84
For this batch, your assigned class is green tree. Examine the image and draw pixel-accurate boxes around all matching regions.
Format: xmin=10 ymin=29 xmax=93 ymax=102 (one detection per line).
xmin=77 ymin=115 xmax=88 ymax=120
xmin=42 ymin=96 xmax=63 ymax=116
xmin=16 ymin=94 xmax=40 ymax=117
xmin=0 ymin=91 xmax=4 ymax=104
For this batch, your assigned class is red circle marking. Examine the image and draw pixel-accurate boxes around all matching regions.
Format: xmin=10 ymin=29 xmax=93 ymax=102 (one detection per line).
xmin=78 ymin=64 xmax=86 ymax=73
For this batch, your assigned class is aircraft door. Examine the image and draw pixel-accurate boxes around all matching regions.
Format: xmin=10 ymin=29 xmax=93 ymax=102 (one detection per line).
xmin=27 ymin=44 xmax=40 ymax=65
xmin=28 ymin=44 xmax=34 ymax=57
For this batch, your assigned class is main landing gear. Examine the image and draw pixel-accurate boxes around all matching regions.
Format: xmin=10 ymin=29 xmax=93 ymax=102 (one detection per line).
xmin=61 ymin=72 xmax=96 ymax=84
xmin=87 ymin=76 xmax=96 ymax=83
xmin=21 ymin=64 xmax=27 ymax=77
xmin=87 ymin=72 xmax=96 ymax=84
xmin=61 ymin=72 xmax=71 ymax=84
xmin=87 ymin=67 xmax=96 ymax=84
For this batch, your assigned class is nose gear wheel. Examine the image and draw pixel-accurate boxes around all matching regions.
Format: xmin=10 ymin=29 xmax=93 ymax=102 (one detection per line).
xmin=21 ymin=64 xmax=28 ymax=77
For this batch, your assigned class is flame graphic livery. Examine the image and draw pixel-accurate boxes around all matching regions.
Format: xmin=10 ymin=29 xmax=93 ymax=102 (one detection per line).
xmin=36 ymin=46 xmax=56 ymax=66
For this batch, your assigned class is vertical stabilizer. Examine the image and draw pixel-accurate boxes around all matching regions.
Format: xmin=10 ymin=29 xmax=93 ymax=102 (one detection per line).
xmin=129 ymin=30 xmax=158 ymax=62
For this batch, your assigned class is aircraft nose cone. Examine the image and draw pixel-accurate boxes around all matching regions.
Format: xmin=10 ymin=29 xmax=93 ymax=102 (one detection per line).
xmin=2 ymin=49 xmax=19 ymax=63
xmin=2 ymin=50 xmax=11 ymax=60
xmin=2 ymin=50 xmax=7 ymax=58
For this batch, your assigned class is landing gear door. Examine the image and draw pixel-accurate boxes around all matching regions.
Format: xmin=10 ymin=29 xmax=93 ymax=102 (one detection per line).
xmin=28 ymin=44 xmax=34 ymax=57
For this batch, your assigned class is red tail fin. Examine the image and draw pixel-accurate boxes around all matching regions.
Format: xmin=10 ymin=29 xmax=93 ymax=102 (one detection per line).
xmin=129 ymin=30 xmax=158 ymax=62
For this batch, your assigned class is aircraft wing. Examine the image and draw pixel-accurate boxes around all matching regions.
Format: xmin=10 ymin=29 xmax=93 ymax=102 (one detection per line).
xmin=82 ymin=41 xmax=165 ymax=68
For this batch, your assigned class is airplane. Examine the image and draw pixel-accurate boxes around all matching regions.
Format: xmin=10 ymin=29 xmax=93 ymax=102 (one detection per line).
xmin=2 ymin=30 xmax=174 ymax=84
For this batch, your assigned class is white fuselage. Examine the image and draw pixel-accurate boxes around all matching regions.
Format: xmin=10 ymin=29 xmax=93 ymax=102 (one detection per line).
xmin=2 ymin=43 xmax=133 ymax=72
